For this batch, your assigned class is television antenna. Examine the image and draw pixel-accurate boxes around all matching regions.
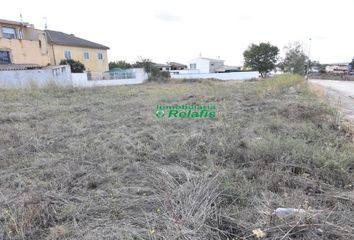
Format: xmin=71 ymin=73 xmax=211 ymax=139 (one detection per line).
xmin=43 ymin=17 xmax=48 ymax=30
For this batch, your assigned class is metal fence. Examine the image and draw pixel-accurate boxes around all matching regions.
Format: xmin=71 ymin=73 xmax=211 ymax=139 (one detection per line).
xmin=87 ymin=71 xmax=136 ymax=81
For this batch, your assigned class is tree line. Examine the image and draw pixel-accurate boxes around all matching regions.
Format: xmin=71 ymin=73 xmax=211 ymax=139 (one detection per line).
xmin=243 ymin=42 xmax=320 ymax=77
xmin=109 ymin=42 xmax=321 ymax=78
xmin=61 ymin=43 xmax=353 ymax=78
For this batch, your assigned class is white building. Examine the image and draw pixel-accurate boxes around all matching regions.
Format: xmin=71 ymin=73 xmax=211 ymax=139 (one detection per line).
xmin=325 ymin=63 xmax=349 ymax=73
xmin=169 ymin=56 xmax=259 ymax=80
xmin=188 ymin=57 xmax=225 ymax=73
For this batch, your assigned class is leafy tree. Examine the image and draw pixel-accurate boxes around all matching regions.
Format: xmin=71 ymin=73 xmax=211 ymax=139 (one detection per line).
xmin=59 ymin=59 xmax=85 ymax=73
xmin=350 ymin=58 xmax=354 ymax=71
xmin=132 ymin=58 xmax=156 ymax=73
xmin=319 ymin=64 xmax=328 ymax=74
xmin=309 ymin=60 xmax=321 ymax=69
xmin=133 ymin=58 xmax=170 ymax=82
xmin=281 ymin=42 xmax=308 ymax=75
xmin=109 ymin=60 xmax=132 ymax=70
xmin=306 ymin=60 xmax=322 ymax=73
xmin=243 ymin=42 xmax=279 ymax=77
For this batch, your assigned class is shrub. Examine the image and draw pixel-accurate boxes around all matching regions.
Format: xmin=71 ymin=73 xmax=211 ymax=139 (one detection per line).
xmin=132 ymin=58 xmax=170 ymax=82
xmin=59 ymin=59 xmax=85 ymax=73
xmin=109 ymin=60 xmax=132 ymax=70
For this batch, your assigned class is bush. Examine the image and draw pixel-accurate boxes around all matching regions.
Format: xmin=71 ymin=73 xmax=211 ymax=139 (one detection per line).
xmin=148 ymin=68 xmax=170 ymax=83
xmin=132 ymin=58 xmax=170 ymax=82
xmin=109 ymin=60 xmax=132 ymax=70
xmin=59 ymin=59 xmax=85 ymax=73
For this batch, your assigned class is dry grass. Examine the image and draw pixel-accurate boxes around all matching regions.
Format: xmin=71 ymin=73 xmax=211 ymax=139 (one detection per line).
xmin=0 ymin=74 xmax=353 ymax=239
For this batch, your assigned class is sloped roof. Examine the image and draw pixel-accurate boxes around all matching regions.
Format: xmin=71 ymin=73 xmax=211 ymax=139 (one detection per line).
xmin=154 ymin=63 xmax=171 ymax=68
xmin=168 ymin=62 xmax=187 ymax=67
xmin=45 ymin=30 xmax=109 ymax=50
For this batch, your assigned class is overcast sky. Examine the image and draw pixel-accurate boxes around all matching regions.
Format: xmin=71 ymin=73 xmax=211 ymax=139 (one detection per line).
xmin=2 ymin=0 xmax=353 ymax=66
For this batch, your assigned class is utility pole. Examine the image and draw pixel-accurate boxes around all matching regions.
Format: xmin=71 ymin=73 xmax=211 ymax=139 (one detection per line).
xmin=308 ymin=38 xmax=312 ymax=59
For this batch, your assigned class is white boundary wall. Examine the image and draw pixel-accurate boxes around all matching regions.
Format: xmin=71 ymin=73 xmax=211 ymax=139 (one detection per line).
xmin=171 ymin=71 xmax=259 ymax=81
xmin=0 ymin=67 xmax=253 ymax=88
xmin=0 ymin=65 xmax=72 ymax=89
xmin=0 ymin=67 xmax=148 ymax=89
xmin=72 ymin=68 xmax=148 ymax=87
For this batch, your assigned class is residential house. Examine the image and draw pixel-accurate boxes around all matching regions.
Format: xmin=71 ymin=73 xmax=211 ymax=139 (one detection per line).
xmin=155 ymin=62 xmax=187 ymax=72
xmin=154 ymin=63 xmax=171 ymax=71
xmin=45 ymin=30 xmax=109 ymax=72
xmin=0 ymin=19 xmax=50 ymax=66
xmin=168 ymin=62 xmax=187 ymax=70
xmin=188 ymin=57 xmax=225 ymax=73
xmin=0 ymin=18 xmax=110 ymax=74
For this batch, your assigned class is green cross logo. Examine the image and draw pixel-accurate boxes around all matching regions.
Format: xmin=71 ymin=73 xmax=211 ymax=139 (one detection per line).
xmin=155 ymin=110 xmax=165 ymax=118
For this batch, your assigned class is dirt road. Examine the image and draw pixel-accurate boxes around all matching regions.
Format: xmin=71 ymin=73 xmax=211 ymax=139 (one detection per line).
xmin=309 ymin=79 xmax=354 ymax=123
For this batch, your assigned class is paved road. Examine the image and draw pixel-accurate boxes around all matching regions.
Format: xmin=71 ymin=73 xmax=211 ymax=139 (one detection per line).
xmin=309 ymin=79 xmax=354 ymax=124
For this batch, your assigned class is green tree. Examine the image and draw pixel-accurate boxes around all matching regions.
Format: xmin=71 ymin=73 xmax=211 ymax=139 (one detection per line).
xmin=350 ymin=58 xmax=354 ymax=71
xmin=309 ymin=60 xmax=321 ymax=68
xmin=133 ymin=58 xmax=170 ymax=82
xmin=243 ymin=42 xmax=279 ymax=77
xmin=109 ymin=60 xmax=132 ymax=70
xmin=281 ymin=42 xmax=308 ymax=75
xmin=132 ymin=58 xmax=156 ymax=73
xmin=59 ymin=59 xmax=85 ymax=73
xmin=308 ymin=60 xmax=323 ymax=73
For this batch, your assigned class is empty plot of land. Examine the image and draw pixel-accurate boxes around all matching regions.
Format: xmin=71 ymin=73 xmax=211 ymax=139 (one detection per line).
xmin=0 ymin=76 xmax=354 ymax=240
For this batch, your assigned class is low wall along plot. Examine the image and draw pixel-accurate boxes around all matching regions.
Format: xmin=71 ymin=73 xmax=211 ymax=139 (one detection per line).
xmin=71 ymin=68 xmax=148 ymax=87
xmin=171 ymin=71 xmax=259 ymax=81
xmin=0 ymin=67 xmax=257 ymax=89
xmin=0 ymin=65 xmax=72 ymax=88
xmin=0 ymin=67 xmax=148 ymax=89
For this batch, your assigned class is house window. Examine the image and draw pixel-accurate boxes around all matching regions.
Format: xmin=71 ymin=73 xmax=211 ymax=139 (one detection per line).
xmin=190 ymin=63 xmax=197 ymax=69
xmin=83 ymin=52 xmax=89 ymax=60
xmin=97 ymin=52 xmax=103 ymax=60
xmin=64 ymin=50 xmax=71 ymax=59
xmin=2 ymin=27 xmax=17 ymax=39
xmin=0 ymin=51 xmax=11 ymax=64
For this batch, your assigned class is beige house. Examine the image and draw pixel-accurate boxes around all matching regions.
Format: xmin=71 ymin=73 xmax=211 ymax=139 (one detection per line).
xmin=45 ymin=30 xmax=109 ymax=72
xmin=0 ymin=18 xmax=110 ymax=73
xmin=0 ymin=19 xmax=50 ymax=66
